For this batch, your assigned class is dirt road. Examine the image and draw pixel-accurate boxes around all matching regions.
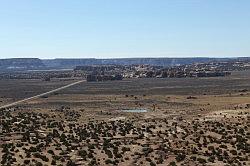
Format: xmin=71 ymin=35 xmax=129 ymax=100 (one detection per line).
xmin=0 ymin=80 xmax=84 ymax=110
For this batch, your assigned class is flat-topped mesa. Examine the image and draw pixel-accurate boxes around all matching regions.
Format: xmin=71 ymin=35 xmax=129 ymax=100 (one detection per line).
xmin=0 ymin=58 xmax=45 ymax=71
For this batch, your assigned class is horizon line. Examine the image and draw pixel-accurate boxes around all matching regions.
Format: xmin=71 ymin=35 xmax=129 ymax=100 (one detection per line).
xmin=1 ymin=56 xmax=250 ymax=60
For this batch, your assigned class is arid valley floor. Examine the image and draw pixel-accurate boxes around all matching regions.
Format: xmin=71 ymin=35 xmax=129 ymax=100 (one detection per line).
xmin=0 ymin=71 xmax=249 ymax=166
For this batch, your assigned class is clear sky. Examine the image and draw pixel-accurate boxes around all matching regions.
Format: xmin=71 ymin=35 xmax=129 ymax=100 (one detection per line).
xmin=0 ymin=0 xmax=250 ymax=59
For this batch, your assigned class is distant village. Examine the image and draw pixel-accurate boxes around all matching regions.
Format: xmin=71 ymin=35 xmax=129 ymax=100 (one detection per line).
xmin=76 ymin=60 xmax=250 ymax=82
xmin=0 ymin=59 xmax=250 ymax=81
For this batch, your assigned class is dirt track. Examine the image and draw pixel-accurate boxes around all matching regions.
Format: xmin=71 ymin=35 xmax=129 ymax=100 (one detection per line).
xmin=0 ymin=80 xmax=84 ymax=109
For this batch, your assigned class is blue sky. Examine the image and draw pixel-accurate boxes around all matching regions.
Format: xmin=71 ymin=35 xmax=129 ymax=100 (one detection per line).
xmin=0 ymin=0 xmax=250 ymax=59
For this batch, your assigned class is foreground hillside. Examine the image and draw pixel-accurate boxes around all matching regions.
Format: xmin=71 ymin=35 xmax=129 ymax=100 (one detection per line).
xmin=0 ymin=70 xmax=249 ymax=166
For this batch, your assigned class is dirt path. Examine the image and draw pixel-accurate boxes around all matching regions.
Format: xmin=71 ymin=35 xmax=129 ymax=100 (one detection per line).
xmin=0 ymin=80 xmax=84 ymax=109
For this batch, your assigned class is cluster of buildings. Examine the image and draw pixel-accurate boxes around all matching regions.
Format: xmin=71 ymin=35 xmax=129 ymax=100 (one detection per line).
xmin=159 ymin=70 xmax=231 ymax=78
xmin=86 ymin=74 xmax=123 ymax=82
xmin=76 ymin=63 xmax=235 ymax=81
xmin=2 ymin=60 xmax=249 ymax=81
xmin=117 ymin=63 xmax=233 ymax=79
xmin=132 ymin=61 xmax=250 ymax=78
xmin=0 ymin=70 xmax=84 ymax=80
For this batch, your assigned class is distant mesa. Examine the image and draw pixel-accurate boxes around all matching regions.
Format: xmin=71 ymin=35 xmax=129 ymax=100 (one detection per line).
xmin=1 ymin=57 xmax=249 ymax=71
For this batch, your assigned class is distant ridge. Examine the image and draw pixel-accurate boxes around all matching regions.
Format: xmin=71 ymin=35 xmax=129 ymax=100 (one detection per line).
xmin=0 ymin=57 xmax=249 ymax=71
xmin=41 ymin=57 xmax=229 ymax=69
xmin=0 ymin=58 xmax=45 ymax=71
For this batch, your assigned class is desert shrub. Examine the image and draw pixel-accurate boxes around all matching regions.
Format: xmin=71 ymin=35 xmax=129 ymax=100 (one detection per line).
xmin=51 ymin=159 xmax=56 ymax=165
xmin=175 ymin=153 xmax=186 ymax=162
xmin=150 ymin=161 xmax=156 ymax=166
xmin=105 ymin=159 xmax=113 ymax=164
xmin=36 ymin=161 xmax=43 ymax=166
xmin=208 ymin=156 xmax=215 ymax=162
xmin=146 ymin=157 xmax=152 ymax=162
xmin=197 ymin=157 xmax=206 ymax=164
xmin=24 ymin=160 xmax=30 ymax=164
xmin=169 ymin=161 xmax=177 ymax=166
xmin=47 ymin=149 xmax=54 ymax=155
xmin=230 ymin=149 xmax=237 ymax=155
xmin=66 ymin=160 xmax=77 ymax=166
xmin=78 ymin=149 xmax=87 ymax=157
xmin=33 ymin=153 xmax=49 ymax=162
xmin=121 ymin=147 xmax=130 ymax=153
xmin=105 ymin=149 xmax=113 ymax=158
xmin=190 ymin=156 xmax=196 ymax=161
